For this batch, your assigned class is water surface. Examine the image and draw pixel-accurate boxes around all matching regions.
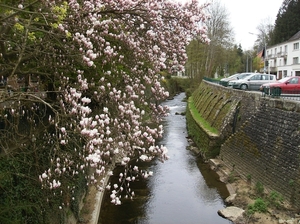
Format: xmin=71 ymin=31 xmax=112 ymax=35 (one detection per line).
xmin=99 ymin=92 xmax=232 ymax=224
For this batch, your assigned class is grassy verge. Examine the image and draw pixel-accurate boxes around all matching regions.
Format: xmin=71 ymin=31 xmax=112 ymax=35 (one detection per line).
xmin=188 ymin=97 xmax=218 ymax=135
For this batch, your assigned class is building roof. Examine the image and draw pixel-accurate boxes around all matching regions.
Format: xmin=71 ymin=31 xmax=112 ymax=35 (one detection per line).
xmin=288 ymin=30 xmax=300 ymax=41
xmin=257 ymin=49 xmax=263 ymax=58
xmin=267 ymin=30 xmax=300 ymax=49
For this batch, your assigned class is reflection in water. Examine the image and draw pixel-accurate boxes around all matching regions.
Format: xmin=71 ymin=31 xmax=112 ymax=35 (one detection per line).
xmin=99 ymin=93 xmax=232 ymax=224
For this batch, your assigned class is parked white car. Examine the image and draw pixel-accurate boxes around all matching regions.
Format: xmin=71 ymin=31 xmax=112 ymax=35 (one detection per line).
xmin=231 ymin=73 xmax=276 ymax=90
xmin=219 ymin=73 xmax=240 ymax=86
xmin=224 ymin=73 xmax=254 ymax=87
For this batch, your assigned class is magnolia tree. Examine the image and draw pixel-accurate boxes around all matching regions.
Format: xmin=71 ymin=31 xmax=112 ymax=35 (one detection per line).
xmin=0 ymin=0 xmax=209 ymax=216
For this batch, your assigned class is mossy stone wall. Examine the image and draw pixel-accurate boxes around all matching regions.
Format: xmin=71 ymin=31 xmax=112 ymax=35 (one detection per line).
xmin=186 ymin=107 xmax=221 ymax=159
xmin=188 ymin=80 xmax=300 ymax=208
xmin=220 ymin=101 xmax=300 ymax=208
xmin=187 ymin=81 xmax=260 ymax=159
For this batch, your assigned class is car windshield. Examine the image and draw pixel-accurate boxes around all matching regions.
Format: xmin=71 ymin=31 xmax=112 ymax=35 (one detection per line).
xmin=278 ymin=77 xmax=291 ymax=83
xmin=225 ymin=73 xmax=240 ymax=79
xmin=237 ymin=73 xmax=252 ymax=79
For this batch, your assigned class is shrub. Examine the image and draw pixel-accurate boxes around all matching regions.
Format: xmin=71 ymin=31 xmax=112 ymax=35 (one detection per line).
xmin=268 ymin=191 xmax=283 ymax=209
xmin=246 ymin=174 xmax=252 ymax=182
xmin=255 ymin=182 xmax=264 ymax=196
xmin=247 ymin=198 xmax=268 ymax=215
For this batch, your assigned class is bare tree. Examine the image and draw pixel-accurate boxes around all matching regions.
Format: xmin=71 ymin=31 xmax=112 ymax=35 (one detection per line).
xmin=186 ymin=0 xmax=237 ymax=80
xmin=255 ymin=17 xmax=275 ymax=51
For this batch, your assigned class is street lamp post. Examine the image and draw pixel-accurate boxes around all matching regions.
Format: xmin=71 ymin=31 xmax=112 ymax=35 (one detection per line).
xmin=246 ymin=51 xmax=252 ymax=72
xmin=249 ymin=31 xmax=271 ymax=95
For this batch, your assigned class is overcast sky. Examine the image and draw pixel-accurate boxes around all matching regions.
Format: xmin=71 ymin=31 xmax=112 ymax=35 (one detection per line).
xmin=217 ymin=0 xmax=283 ymax=50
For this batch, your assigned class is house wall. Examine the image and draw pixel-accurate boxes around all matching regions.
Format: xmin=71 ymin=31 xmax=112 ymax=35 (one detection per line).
xmin=267 ymin=35 xmax=300 ymax=78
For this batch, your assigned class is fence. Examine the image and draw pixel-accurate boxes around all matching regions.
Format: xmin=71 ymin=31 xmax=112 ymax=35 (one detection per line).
xmin=262 ymin=87 xmax=300 ymax=101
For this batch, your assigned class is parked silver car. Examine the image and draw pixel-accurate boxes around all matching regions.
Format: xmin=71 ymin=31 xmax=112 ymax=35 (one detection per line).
xmin=220 ymin=73 xmax=253 ymax=87
xmin=231 ymin=73 xmax=276 ymax=90
xmin=227 ymin=72 xmax=258 ymax=87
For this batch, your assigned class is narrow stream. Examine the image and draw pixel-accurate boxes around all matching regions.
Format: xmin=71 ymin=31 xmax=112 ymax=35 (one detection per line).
xmin=99 ymin=92 xmax=232 ymax=224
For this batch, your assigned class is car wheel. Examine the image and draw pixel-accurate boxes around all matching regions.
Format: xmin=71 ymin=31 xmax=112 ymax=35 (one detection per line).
xmin=240 ymin=84 xmax=248 ymax=90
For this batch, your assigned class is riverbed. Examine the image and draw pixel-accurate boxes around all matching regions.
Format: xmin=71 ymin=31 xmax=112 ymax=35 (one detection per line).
xmin=99 ymin=92 xmax=232 ymax=224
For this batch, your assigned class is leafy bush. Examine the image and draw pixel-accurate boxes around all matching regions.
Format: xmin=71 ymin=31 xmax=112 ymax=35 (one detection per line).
xmin=268 ymin=191 xmax=283 ymax=209
xmin=255 ymin=182 xmax=264 ymax=196
xmin=247 ymin=198 xmax=268 ymax=215
xmin=246 ymin=174 xmax=252 ymax=182
xmin=163 ymin=77 xmax=193 ymax=97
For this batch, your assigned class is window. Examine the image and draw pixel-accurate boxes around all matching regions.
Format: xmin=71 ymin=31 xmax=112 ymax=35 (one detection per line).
xmin=284 ymin=45 xmax=287 ymax=53
xmin=293 ymin=57 xmax=299 ymax=64
xmin=293 ymin=42 xmax=299 ymax=50
xmin=250 ymin=75 xmax=261 ymax=80
xmin=289 ymin=77 xmax=299 ymax=84
xmin=261 ymin=75 xmax=274 ymax=80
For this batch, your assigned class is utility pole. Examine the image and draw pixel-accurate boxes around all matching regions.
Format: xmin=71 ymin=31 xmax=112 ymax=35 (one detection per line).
xmin=245 ymin=51 xmax=252 ymax=72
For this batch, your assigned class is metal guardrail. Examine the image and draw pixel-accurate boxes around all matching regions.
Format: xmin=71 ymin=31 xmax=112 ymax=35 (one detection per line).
xmin=203 ymin=77 xmax=220 ymax=84
xmin=262 ymin=88 xmax=300 ymax=101
xmin=262 ymin=87 xmax=281 ymax=97
xmin=218 ymin=80 xmax=228 ymax=87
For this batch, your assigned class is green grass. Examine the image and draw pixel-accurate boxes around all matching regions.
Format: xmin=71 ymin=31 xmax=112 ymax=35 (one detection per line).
xmin=247 ymin=186 xmax=284 ymax=216
xmin=188 ymin=97 xmax=219 ymax=135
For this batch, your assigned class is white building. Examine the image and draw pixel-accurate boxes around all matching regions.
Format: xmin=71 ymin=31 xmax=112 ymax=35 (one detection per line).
xmin=266 ymin=31 xmax=300 ymax=79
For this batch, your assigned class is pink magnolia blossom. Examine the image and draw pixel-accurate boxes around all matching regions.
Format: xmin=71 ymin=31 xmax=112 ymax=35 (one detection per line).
xmin=33 ymin=0 xmax=209 ymax=206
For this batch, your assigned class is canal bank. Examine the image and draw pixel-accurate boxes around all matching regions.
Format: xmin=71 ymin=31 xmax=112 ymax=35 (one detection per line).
xmin=79 ymin=90 xmax=299 ymax=224
xmin=188 ymin=81 xmax=300 ymax=207
xmin=209 ymin=158 xmax=299 ymax=224
xmin=80 ymin=91 xmax=254 ymax=224
xmin=75 ymin=167 xmax=111 ymax=224
xmin=186 ymin=80 xmax=300 ymax=223
xmin=79 ymin=156 xmax=299 ymax=224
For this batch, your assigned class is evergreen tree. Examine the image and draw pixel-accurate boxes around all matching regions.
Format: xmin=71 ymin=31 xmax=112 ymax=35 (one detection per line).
xmin=271 ymin=0 xmax=300 ymax=45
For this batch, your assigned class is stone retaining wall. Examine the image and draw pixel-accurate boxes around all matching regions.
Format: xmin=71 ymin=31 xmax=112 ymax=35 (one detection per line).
xmin=188 ymin=80 xmax=300 ymax=208
xmin=220 ymin=99 xmax=300 ymax=208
